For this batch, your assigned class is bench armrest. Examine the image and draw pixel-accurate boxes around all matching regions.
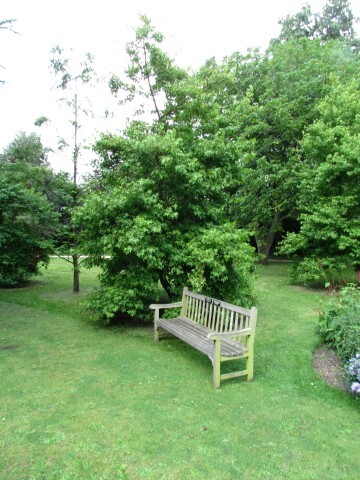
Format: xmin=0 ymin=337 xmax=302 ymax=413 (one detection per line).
xmin=207 ymin=328 xmax=252 ymax=340
xmin=150 ymin=302 xmax=182 ymax=310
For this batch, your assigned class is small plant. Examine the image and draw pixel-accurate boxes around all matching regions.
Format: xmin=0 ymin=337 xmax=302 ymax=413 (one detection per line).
xmin=345 ymin=353 xmax=360 ymax=396
xmin=317 ymin=284 xmax=360 ymax=361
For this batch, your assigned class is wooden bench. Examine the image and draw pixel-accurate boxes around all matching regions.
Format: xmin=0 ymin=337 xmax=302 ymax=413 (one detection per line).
xmin=150 ymin=287 xmax=257 ymax=389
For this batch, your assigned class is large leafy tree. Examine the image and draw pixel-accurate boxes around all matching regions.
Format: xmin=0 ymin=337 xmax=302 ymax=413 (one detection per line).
xmin=280 ymin=79 xmax=360 ymax=282
xmin=0 ymin=133 xmax=73 ymax=286
xmin=227 ymin=4 xmax=359 ymax=264
xmin=0 ymin=170 xmax=56 ymax=287
xmin=76 ymin=18 xmax=256 ymax=322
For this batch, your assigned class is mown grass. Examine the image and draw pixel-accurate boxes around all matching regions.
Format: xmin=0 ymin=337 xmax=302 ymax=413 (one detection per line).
xmin=0 ymin=259 xmax=359 ymax=480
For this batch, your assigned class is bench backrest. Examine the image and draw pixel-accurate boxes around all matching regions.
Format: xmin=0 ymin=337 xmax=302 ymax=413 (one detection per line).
xmin=180 ymin=287 xmax=257 ymax=336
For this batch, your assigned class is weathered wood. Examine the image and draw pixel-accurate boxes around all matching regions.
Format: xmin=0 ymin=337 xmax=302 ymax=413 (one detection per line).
xmin=213 ymin=339 xmax=221 ymax=389
xmin=207 ymin=328 xmax=251 ymax=340
xmin=150 ymin=301 xmax=182 ymax=310
xmin=151 ymin=287 xmax=257 ymax=389
xmin=157 ymin=317 xmax=248 ymax=358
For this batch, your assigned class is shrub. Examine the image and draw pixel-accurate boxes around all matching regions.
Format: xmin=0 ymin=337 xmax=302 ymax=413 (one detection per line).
xmin=317 ymin=284 xmax=360 ymax=361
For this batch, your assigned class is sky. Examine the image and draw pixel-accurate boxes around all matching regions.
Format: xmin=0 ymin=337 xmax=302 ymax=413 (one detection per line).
xmin=1 ymin=0 xmax=359 ymax=177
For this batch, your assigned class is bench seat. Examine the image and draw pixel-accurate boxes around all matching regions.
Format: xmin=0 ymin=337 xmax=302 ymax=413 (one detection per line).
xmin=157 ymin=316 xmax=248 ymax=359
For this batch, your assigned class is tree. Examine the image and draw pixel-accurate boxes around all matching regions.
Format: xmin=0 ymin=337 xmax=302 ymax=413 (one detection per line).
xmin=0 ymin=133 xmax=71 ymax=287
xmin=77 ymin=128 xmax=255 ymax=322
xmin=274 ymin=0 xmax=359 ymax=48
xmin=109 ymin=15 xmax=188 ymax=125
xmin=279 ymin=79 xmax=360 ymax=283
xmin=0 ymin=132 xmax=74 ymax=229
xmin=223 ymin=0 xmax=359 ymax=265
xmin=76 ymin=18 xmax=256 ymax=322
xmin=0 ymin=171 xmax=57 ymax=287
xmin=1 ymin=131 xmax=49 ymax=166
xmin=227 ymin=35 xmax=359 ymax=264
xmin=319 ymin=0 xmax=359 ymax=43
xmin=50 ymin=45 xmax=95 ymax=292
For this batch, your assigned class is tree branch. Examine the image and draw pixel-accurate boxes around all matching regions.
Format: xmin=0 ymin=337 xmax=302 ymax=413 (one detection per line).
xmin=142 ymin=43 xmax=161 ymax=122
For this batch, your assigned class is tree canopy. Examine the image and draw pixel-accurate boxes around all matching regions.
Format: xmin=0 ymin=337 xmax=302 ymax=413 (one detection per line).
xmin=1 ymin=131 xmax=49 ymax=166
xmin=274 ymin=0 xmax=359 ymax=49
xmin=280 ymin=79 xmax=360 ymax=282
xmin=227 ymin=36 xmax=359 ymax=263
xmin=75 ymin=18 xmax=256 ymax=322
xmin=0 ymin=132 xmax=74 ymax=286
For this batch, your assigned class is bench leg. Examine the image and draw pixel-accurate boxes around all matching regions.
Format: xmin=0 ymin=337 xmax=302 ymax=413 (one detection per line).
xmin=154 ymin=326 xmax=159 ymax=343
xmin=246 ymin=349 xmax=254 ymax=381
xmin=154 ymin=309 xmax=160 ymax=343
xmin=213 ymin=340 xmax=221 ymax=389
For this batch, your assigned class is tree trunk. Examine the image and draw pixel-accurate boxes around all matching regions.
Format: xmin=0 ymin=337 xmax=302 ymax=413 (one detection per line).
xmin=72 ymin=223 xmax=80 ymax=293
xmin=255 ymin=211 xmax=282 ymax=265
xmin=73 ymin=253 xmax=80 ymax=293
xmin=159 ymin=271 xmax=172 ymax=299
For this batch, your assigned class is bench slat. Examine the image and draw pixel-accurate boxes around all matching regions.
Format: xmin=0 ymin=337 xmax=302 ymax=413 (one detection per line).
xmin=158 ymin=318 xmax=213 ymax=356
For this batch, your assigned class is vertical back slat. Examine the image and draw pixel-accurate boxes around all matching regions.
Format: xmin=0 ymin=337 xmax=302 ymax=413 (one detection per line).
xmin=193 ymin=298 xmax=197 ymax=321
xmin=197 ymin=299 xmax=202 ymax=324
xmin=220 ymin=308 xmax=225 ymax=332
xmin=200 ymin=299 xmax=206 ymax=325
xmin=214 ymin=305 xmax=220 ymax=332
xmin=208 ymin=302 xmax=213 ymax=329
xmin=185 ymin=295 xmax=190 ymax=318
xmin=211 ymin=303 xmax=217 ymax=330
xmin=203 ymin=300 xmax=208 ymax=327
xmin=217 ymin=306 xmax=222 ymax=332
xmin=224 ymin=309 xmax=229 ymax=332
xmin=188 ymin=296 xmax=193 ymax=320
xmin=195 ymin=298 xmax=200 ymax=321
xmin=191 ymin=298 xmax=196 ymax=321
xmin=210 ymin=304 xmax=215 ymax=330
xmin=229 ymin=311 xmax=234 ymax=332
xmin=234 ymin=312 xmax=239 ymax=331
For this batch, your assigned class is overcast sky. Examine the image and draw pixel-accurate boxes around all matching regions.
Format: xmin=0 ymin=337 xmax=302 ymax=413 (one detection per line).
xmin=1 ymin=0 xmax=359 ymax=176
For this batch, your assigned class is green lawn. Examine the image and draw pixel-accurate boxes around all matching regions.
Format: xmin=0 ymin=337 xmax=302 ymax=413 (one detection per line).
xmin=0 ymin=259 xmax=358 ymax=480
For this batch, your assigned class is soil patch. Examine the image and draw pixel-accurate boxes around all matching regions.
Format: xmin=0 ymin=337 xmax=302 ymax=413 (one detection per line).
xmin=313 ymin=346 xmax=350 ymax=392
